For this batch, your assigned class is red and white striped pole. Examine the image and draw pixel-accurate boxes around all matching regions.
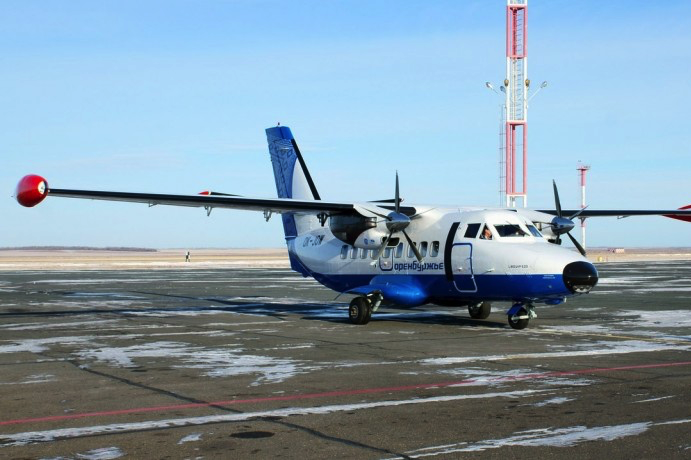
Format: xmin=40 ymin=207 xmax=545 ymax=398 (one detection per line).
xmin=577 ymin=162 xmax=591 ymax=248
xmin=505 ymin=0 xmax=528 ymax=208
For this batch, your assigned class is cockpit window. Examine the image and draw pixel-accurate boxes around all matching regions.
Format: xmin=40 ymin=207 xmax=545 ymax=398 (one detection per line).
xmin=464 ymin=223 xmax=481 ymax=238
xmin=494 ymin=224 xmax=529 ymax=237
xmin=527 ymin=225 xmax=542 ymax=237
xmin=479 ymin=225 xmax=493 ymax=240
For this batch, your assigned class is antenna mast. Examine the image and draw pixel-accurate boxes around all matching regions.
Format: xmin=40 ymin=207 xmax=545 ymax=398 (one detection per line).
xmin=504 ymin=0 xmax=528 ymax=208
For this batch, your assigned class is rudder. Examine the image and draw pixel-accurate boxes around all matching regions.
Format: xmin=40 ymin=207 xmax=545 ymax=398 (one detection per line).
xmin=265 ymin=125 xmax=321 ymax=276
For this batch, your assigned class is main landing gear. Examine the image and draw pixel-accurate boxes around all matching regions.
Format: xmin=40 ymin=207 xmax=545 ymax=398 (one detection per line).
xmin=507 ymin=303 xmax=536 ymax=330
xmin=348 ymin=294 xmax=382 ymax=325
xmin=349 ymin=297 xmax=371 ymax=325
xmin=468 ymin=301 xmax=491 ymax=319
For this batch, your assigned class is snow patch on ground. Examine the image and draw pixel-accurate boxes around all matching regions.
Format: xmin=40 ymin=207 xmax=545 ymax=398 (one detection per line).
xmin=420 ymin=340 xmax=691 ymax=366
xmin=0 ymin=374 xmax=56 ymax=385
xmin=177 ymin=433 xmax=202 ymax=444
xmin=77 ymin=341 xmax=305 ymax=385
xmin=384 ymin=422 xmax=652 ymax=457
xmin=530 ymin=397 xmax=574 ymax=407
xmin=41 ymin=446 xmax=125 ymax=459
xmin=0 ymin=336 xmax=95 ymax=354
xmin=615 ymin=310 xmax=691 ymax=328
xmin=0 ymin=320 xmax=119 ymax=331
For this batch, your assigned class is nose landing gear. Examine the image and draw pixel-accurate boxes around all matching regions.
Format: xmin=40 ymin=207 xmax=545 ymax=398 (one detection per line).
xmin=507 ymin=303 xmax=536 ymax=330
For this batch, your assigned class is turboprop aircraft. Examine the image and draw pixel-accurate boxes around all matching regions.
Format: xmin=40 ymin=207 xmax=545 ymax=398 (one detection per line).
xmin=15 ymin=125 xmax=691 ymax=329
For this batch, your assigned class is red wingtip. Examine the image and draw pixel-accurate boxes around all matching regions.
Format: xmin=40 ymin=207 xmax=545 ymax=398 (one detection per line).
xmin=16 ymin=175 xmax=49 ymax=207
xmin=198 ymin=191 xmax=211 ymax=196
xmin=664 ymin=204 xmax=691 ymax=223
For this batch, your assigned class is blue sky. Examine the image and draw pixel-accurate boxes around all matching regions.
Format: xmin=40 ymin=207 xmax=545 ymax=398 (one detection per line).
xmin=2 ymin=0 xmax=690 ymax=248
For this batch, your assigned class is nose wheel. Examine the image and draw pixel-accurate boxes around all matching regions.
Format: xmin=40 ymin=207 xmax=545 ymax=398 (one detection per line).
xmin=349 ymin=297 xmax=372 ymax=325
xmin=507 ymin=303 xmax=536 ymax=330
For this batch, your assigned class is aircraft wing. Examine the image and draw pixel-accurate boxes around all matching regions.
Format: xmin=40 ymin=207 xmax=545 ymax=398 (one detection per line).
xmin=536 ymin=208 xmax=691 ymax=222
xmin=15 ymin=174 xmax=418 ymax=216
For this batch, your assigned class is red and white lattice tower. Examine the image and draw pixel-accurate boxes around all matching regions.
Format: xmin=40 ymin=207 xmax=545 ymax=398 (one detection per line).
xmin=577 ymin=162 xmax=591 ymax=248
xmin=504 ymin=0 xmax=528 ymax=208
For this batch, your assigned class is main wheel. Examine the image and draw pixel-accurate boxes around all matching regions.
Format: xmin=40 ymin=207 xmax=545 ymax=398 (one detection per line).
xmin=349 ymin=297 xmax=372 ymax=325
xmin=508 ymin=307 xmax=529 ymax=330
xmin=468 ymin=301 xmax=491 ymax=319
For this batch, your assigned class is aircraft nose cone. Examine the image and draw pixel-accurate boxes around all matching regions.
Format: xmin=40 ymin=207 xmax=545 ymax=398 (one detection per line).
xmin=563 ymin=261 xmax=598 ymax=294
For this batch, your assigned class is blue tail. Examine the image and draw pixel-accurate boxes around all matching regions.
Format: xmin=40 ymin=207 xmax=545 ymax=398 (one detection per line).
xmin=265 ymin=125 xmax=320 ymax=276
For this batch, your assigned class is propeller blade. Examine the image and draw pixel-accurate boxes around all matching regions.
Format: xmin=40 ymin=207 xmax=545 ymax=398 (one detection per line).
xmin=567 ymin=232 xmax=587 ymax=256
xmin=402 ymin=230 xmax=423 ymax=262
xmin=568 ymin=206 xmax=588 ymax=220
xmin=372 ymin=231 xmax=394 ymax=263
xmin=552 ymin=180 xmax=563 ymax=218
xmin=362 ymin=208 xmax=390 ymax=220
xmin=409 ymin=207 xmax=437 ymax=220
xmin=354 ymin=204 xmax=391 ymax=220
xmin=395 ymin=172 xmax=400 ymax=214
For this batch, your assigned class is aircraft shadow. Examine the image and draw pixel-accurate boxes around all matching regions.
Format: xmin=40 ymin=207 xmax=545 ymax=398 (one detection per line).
xmin=0 ymin=289 xmax=507 ymax=329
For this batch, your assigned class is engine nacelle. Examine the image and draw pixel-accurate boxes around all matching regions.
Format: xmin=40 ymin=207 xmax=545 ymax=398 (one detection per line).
xmin=329 ymin=214 xmax=388 ymax=249
xmin=351 ymin=227 xmax=389 ymax=249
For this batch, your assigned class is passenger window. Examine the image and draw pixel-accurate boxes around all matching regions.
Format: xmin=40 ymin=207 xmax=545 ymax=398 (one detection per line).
xmin=464 ymin=223 xmax=481 ymax=238
xmin=420 ymin=241 xmax=428 ymax=257
xmin=371 ymin=248 xmax=379 ymax=260
xmin=395 ymin=242 xmax=404 ymax=258
xmin=430 ymin=241 xmax=440 ymax=257
xmin=360 ymin=249 xmax=368 ymax=259
xmin=383 ymin=247 xmax=392 ymax=258
xmin=350 ymin=247 xmax=358 ymax=259
xmin=340 ymin=245 xmax=349 ymax=259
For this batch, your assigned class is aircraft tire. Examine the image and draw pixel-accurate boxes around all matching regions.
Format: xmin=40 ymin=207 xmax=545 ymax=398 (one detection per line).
xmin=349 ymin=297 xmax=372 ymax=325
xmin=508 ymin=307 xmax=529 ymax=330
xmin=468 ymin=301 xmax=491 ymax=319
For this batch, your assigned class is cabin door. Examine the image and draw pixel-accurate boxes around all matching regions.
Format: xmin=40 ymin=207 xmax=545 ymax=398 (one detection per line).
xmin=451 ymin=243 xmax=477 ymax=292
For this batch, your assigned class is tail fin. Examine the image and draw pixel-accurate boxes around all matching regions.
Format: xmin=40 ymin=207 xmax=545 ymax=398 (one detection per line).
xmin=266 ymin=126 xmax=320 ymax=202
xmin=265 ymin=126 xmax=322 ymax=277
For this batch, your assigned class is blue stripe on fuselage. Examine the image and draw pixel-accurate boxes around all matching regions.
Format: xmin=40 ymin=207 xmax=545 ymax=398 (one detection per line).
xmin=311 ymin=272 xmax=571 ymax=305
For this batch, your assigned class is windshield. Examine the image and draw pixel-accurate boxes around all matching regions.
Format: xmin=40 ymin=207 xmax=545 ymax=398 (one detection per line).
xmin=493 ymin=224 xmax=529 ymax=238
xmin=527 ymin=224 xmax=542 ymax=237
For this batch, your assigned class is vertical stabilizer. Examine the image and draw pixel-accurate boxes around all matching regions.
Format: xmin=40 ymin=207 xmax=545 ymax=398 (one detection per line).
xmin=265 ymin=126 xmax=320 ymax=276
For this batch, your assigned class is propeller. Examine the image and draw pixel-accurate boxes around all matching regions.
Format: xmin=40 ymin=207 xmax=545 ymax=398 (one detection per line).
xmin=367 ymin=173 xmax=424 ymax=263
xmin=551 ymin=180 xmax=587 ymax=256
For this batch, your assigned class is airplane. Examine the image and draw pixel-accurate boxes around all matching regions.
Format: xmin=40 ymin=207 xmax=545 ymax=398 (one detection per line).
xmin=15 ymin=125 xmax=691 ymax=330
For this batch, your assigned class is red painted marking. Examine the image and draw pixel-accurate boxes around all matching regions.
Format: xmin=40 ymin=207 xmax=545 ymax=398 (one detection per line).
xmin=666 ymin=204 xmax=691 ymax=223
xmin=1 ymin=360 xmax=690 ymax=427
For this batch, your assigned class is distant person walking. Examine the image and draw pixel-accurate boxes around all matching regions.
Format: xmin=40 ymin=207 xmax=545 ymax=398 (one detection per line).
xmin=185 ymin=251 xmax=190 ymax=262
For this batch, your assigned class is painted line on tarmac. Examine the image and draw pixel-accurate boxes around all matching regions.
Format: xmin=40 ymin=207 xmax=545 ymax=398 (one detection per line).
xmin=1 ymin=360 xmax=690 ymax=428
xmin=0 ymin=389 xmax=546 ymax=447
xmin=534 ymin=327 xmax=691 ymax=345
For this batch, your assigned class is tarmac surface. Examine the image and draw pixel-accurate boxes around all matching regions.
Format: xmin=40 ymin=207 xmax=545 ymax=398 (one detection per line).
xmin=0 ymin=260 xmax=690 ymax=459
